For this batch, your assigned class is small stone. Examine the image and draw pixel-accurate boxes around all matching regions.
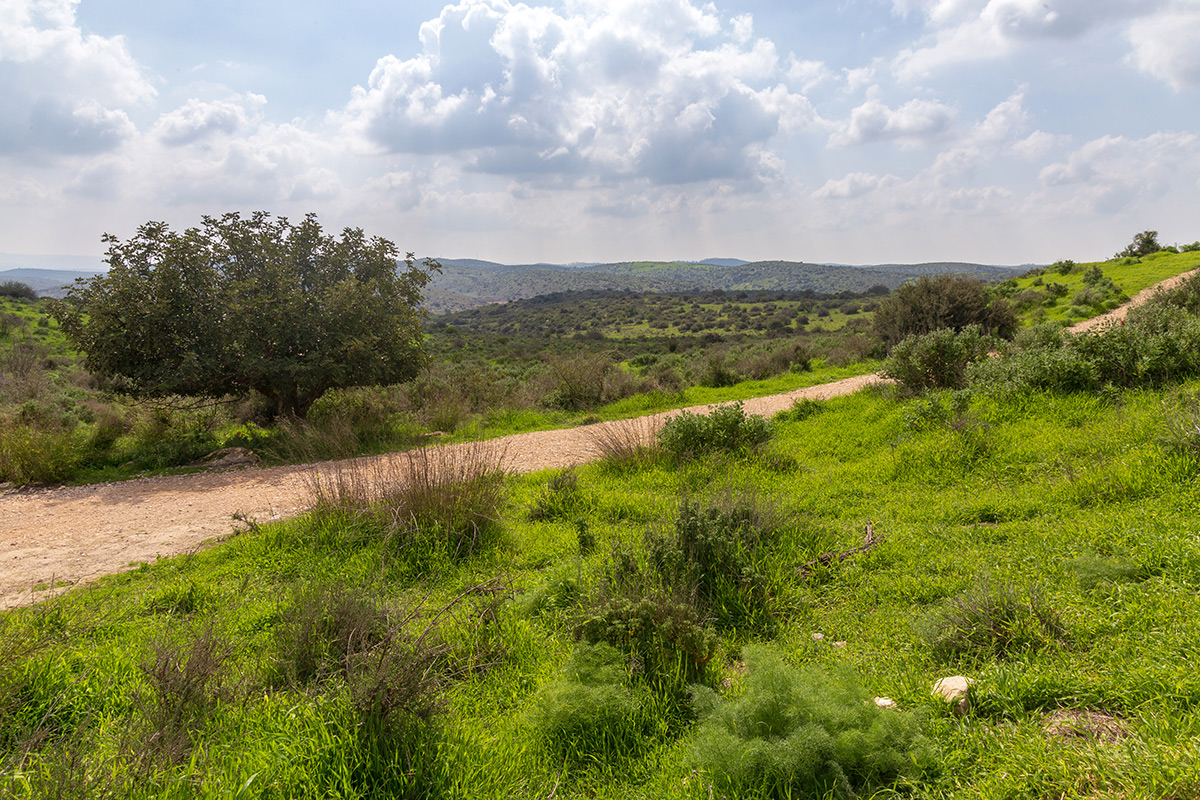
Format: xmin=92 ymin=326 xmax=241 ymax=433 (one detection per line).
xmin=832 ymin=641 xmax=846 ymax=648
xmin=811 ymin=632 xmax=825 ymax=642
xmin=932 ymin=675 xmax=974 ymax=717
xmin=874 ymin=696 xmax=897 ymax=709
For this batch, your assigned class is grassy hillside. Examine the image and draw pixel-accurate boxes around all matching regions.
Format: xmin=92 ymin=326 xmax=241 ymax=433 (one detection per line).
xmin=1002 ymin=250 xmax=1200 ymax=326
xmin=3 ymin=381 xmax=1200 ymax=797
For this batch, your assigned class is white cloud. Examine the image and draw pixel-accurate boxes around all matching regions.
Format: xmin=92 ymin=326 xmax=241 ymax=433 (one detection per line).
xmin=153 ymin=96 xmax=265 ymax=147
xmin=0 ymin=0 xmax=153 ymax=158
xmin=0 ymin=173 xmax=49 ymax=205
xmin=1036 ymin=131 xmax=1200 ymax=213
xmin=829 ymin=94 xmax=956 ymax=148
xmin=812 ymin=171 xmax=901 ymax=199
xmin=893 ymin=0 xmax=1169 ymax=81
xmin=1128 ymin=3 xmax=1200 ymax=90
xmin=1009 ymin=129 xmax=1067 ymax=160
xmin=336 ymin=0 xmax=815 ymax=185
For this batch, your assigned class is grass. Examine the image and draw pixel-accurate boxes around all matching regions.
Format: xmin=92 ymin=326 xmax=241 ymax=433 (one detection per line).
xmin=1006 ymin=250 xmax=1200 ymax=326
xmin=5 ymin=376 xmax=1200 ymax=796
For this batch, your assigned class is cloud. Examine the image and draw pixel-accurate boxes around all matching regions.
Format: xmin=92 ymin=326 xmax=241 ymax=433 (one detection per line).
xmin=1036 ymin=131 xmax=1200 ymax=213
xmin=828 ymin=94 xmax=956 ymax=148
xmin=893 ymin=0 xmax=1168 ymax=80
xmin=336 ymin=0 xmax=816 ymax=185
xmin=1127 ymin=3 xmax=1200 ymax=90
xmin=0 ymin=0 xmax=153 ymax=158
xmin=153 ymin=96 xmax=265 ymax=147
xmin=812 ymin=171 xmax=901 ymax=199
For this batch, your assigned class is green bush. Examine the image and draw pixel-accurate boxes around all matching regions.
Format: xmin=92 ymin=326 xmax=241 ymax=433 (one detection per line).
xmin=883 ymin=325 xmax=993 ymax=392
xmin=657 ymin=402 xmax=773 ymax=461
xmin=872 ymin=274 xmax=1017 ymax=347
xmin=0 ymin=281 xmax=36 ymax=301
xmin=647 ymin=499 xmax=776 ymax=631
xmin=690 ymin=645 xmax=928 ymax=799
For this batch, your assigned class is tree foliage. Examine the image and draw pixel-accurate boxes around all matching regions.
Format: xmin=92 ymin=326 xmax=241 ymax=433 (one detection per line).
xmin=1115 ymin=230 xmax=1162 ymax=259
xmin=872 ymin=273 xmax=1017 ymax=348
xmin=52 ymin=212 xmax=438 ymax=418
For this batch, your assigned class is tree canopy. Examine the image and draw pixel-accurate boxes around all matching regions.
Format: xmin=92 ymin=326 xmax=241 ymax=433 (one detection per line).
xmin=52 ymin=212 xmax=438 ymax=418
xmin=871 ymin=273 xmax=1017 ymax=347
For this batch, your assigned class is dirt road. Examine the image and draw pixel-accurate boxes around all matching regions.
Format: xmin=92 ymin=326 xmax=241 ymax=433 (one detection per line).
xmin=0 ymin=374 xmax=880 ymax=608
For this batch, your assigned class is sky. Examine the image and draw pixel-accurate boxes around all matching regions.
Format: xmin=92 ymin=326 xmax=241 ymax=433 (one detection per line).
xmin=1 ymin=0 xmax=1199 ymax=266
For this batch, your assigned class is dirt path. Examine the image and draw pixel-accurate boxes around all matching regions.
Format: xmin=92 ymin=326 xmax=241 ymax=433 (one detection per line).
xmin=0 ymin=374 xmax=880 ymax=608
xmin=2 ymin=267 xmax=1193 ymax=608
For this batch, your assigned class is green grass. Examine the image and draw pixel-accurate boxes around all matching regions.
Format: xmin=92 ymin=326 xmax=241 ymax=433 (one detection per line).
xmin=1007 ymin=250 xmax=1200 ymax=326
xmin=5 ymin=379 xmax=1200 ymax=796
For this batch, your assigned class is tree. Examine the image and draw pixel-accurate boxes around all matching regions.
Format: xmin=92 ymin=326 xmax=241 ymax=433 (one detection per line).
xmin=52 ymin=212 xmax=439 ymax=418
xmin=871 ymin=273 xmax=1017 ymax=348
xmin=1116 ymin=230 xmax=1161 ymax=259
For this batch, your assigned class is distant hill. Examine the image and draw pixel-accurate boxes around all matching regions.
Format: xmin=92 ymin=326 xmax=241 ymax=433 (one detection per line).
xmin=0 ymin=254 xmax=1025 ymax=309
xmin=0 ymin=268 xmax=104 ymax=298
xmin=424 ymin=258 xmax=1021 ymax=312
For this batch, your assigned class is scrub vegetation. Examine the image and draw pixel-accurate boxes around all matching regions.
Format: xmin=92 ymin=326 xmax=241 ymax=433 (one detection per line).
xmin=1 ymin=231 xmax=1200 ymax=796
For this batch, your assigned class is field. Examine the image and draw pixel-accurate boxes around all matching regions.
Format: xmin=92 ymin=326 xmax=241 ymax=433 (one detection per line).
xmin=3 ymin=380 xmax=1200 ymax=797
xmin=2 ymin=248 xmax=1200 ymax=797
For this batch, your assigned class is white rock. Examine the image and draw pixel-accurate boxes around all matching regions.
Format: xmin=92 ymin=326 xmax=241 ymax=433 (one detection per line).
xmin=874 ymin=696 xmax=897 ymax=709
xmin=811 ymin=632 xmax=825 ymax=642
xmin=932 ymin=676 xmax=975 ymax=717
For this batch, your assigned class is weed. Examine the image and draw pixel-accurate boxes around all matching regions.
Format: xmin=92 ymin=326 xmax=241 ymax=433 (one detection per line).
xmin=774 ymin=397 xmax=824 ymax=422
xmin=529 ymin=643 xmax=649 ymax=769
xmin=588 ymin=417 xmax=660 ymax=473
xmin=305 ymin=441 xmax=507 ymax=560
xmin=529 ymin=467 xmax=588 ymax=522
xmin=135 ymin=624 xmax=230 ymax=768
xmin=690 ymin=644 xmax=929 ymax=799
xmin=923 ymin=582 xmax=1069 ymax=663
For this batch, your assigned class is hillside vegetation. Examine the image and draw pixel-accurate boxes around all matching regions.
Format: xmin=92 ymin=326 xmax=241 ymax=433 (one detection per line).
xmin=2 ymin=249 xmax=1198 ymax=487
xmin=2 ymin=243 xmax=1200 ymax=797
xmin=3 ymin=366 xmax=1200 ymax=796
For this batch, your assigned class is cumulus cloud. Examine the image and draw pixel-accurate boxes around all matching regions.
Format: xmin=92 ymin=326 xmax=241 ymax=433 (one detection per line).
xmin=1037 ymin=131 xmax=1200 ymax=213
xmin=153 ymin=96 xmax=265 ymax=146
xmin=0 ymin=0 xmax=153 ymax=158
xmin=1128 ymin=3 xmax=1200 ymax=90
xmin=828 ymin=94 xmax=956 ymax=148
xmin=893 ymin=0 xmax=1168 ymax=80
xmin=336 ymin=0 xmax=817 ymax=185
xmin=812 ymin=171 xmax=901 ymax=199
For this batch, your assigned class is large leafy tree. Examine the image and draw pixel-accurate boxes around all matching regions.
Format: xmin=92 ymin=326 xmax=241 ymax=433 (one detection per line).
xmin=53 ymin=212 xmax=439 ymax=418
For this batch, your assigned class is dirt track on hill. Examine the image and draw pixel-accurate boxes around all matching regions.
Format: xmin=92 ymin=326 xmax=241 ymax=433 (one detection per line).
xmin=2 ymin=266 xmax=1195 ymax=608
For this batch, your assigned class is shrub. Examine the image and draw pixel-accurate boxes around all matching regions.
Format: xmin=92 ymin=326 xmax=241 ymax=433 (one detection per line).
xmin=922 ymin=582 xmax=1068 ymax=663
xmin=1115 ymin=230 xmax=1161 ymax=258
xmin=882 ymin=325 xmax=992 ymax=393
xmin=0 ymin=281 xmax=37 ymax=301
xmin=774 ymin=398 xmax=824 ymax=422
xmin=657 ymin=402 xmax=773 ymax=461
xmin=690 ymin=645 xmax=928 ymax=800
xmin=872 ymin=274 xmax=1017 ymax=347
xmin=647 ymin=498 xmax=777 ymax=631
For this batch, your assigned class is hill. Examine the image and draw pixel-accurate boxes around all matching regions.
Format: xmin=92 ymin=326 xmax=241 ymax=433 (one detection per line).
xmin=426 ymin=258 xmax=1020 ymax=312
